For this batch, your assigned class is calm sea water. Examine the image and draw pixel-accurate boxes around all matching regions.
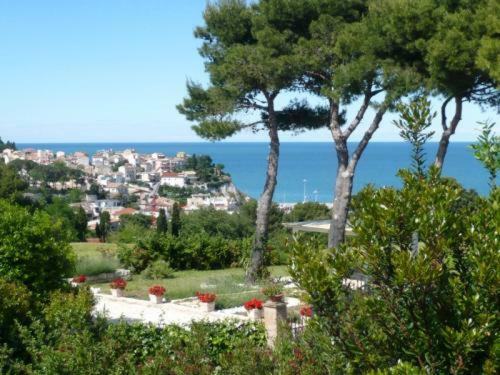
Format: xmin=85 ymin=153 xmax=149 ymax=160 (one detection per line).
xmin=18 ymin=142 xmax=490 ymax=201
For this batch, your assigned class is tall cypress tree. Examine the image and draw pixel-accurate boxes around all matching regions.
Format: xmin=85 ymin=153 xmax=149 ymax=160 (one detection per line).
xmin=74 ymin=207 xmax=88 ymax=242
xmin=170 ymin=203 xmax=181 ymax=237
xmin=156 ymin=209 xmax=168 ymax=234
xmin=95 ymin=223 xmax=101 ymax=241
xmin=99 ymin=211 xmax=111 ymax=242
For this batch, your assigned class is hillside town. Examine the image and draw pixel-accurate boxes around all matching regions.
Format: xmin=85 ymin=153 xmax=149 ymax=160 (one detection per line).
xmin=1 ymin=147 xmax=243 ymax=230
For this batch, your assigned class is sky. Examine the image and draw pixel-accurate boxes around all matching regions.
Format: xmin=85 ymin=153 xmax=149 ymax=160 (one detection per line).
xmin=0 ymin=0 xmax=498 ymax=143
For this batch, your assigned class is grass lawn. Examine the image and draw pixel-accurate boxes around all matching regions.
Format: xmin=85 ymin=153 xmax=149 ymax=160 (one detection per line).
xmin=71 ymin=242 xmax=121 ymax=276
xmin=90 ymin=266 xmax=290 ymax=309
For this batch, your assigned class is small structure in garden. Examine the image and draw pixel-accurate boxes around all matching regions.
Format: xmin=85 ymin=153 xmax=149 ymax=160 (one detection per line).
xmin=110 ymin=278 xmax=127 ymax=297
xmin=148 ymin=285 xmax=166 ymax=304
xmin=195 ymin=292 xmax=216 ymax=312
xmin=261 ymin=281 xmax=287 ymax=346
xmin=71 ymin=275 xmax=87 ymax=287
xmin=244 ymin=298 xmax=263 ymax=320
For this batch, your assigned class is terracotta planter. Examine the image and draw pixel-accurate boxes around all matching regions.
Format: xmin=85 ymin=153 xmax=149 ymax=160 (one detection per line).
xmin=247 ymin=308 xmax=263 ymax=321
xmin=269 ymin=294 xmax=284 ymax=303
xmin=149 ymin=294 xmax=163 ymax=304
xmin=111 ymin=288 xmax=124 ymax=297
xmin=200 ymin=301 xmax=215 ymax=312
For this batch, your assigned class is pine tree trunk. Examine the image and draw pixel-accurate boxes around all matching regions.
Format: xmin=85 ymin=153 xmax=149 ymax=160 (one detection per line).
xmin=434 ymin=96 xmax=462 ymax=170
xmin=328 ymin=102 xmax=386 ymax=248
xmin=328 ymin=164 xmax=354 ymax=248
xmin=246 ymin=113 xmax=279 ymax=284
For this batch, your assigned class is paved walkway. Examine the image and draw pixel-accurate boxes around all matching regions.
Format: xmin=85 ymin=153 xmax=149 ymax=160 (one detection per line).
xmin=92 ymin=290 xmax=301 ymax=326
xmin=93 ymin=293 xmax=248 ymax=326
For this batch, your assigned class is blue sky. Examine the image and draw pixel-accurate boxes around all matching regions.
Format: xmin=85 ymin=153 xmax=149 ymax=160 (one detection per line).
xmin=0 ymin=0 xmax=497 ymax=143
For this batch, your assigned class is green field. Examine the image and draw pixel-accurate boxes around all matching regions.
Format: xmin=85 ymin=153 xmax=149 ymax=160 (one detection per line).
xmin=90 ymin=266 xmax=289 ymax=309
xmin=71 ymin=242 xmax=290 ymax=309
xmin=71 ymin=242 xmax=121 ymax=276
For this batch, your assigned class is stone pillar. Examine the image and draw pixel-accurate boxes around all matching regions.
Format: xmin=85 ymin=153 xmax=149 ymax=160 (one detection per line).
xmin=263 ymin=301 xmax=287 ymax=347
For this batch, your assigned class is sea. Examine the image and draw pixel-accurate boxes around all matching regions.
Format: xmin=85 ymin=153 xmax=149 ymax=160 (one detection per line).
xmin=18 ymin=142 xmax=491 ymax=201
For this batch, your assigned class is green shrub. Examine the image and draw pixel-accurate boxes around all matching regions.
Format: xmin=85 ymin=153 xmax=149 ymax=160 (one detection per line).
xmin=117 ymin=243 xmax=153 ymax=273
xmin=0 ymin=278 xmax=31 ymax=359
xmin=0 ymin=200 xmax=75 ymax=297
xmin=142 ymin=260 xmax=174 ymax=279
xmin=290 ymin=170 xmax=499 ymax=373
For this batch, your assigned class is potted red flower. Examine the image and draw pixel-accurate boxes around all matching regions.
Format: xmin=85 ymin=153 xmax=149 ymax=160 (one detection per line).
xmin=71 ymin=275 xmax=87 ymax=287
xmin=148 ymin=285 xmax=166 ymax=304
xmin=109 ymin=278 xmax=127 ymax=297
xmin=243 ymin=298 xmax=263 ymax=320
xmin=195 ymin=291 xmax=216 ymax=312
xmin=261 ymin=282 xmax=284 ymax=303
xmin=300 ymin=306 xmax=313 ymax=319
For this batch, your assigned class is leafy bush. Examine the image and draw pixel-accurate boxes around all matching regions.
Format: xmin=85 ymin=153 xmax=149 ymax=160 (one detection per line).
xmin=0 ymin=278 xmax=31 ymax=356
xmin=117 ymin=243 xmax=153 ymax=273
xmin=121 ymin=232 xmax=251 ymax=272
xmin=290 ymin=170 xmax=499 ymax=373
xmin=142 ymin=260 xmax=174 ymax=279
xmin=0 ymin=200 xmax=75 ymax=297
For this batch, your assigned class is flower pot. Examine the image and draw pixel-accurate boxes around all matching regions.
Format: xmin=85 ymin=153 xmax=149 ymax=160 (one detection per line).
xmin=247 ymin=308 xmax=263 ymax=321
xmin=269 ymin=294 xmax=284 ymax=303
xmin=149 ymin=294 xmax=163 ymax=304
xmin=111 ymin=288 xmax=124 ymax=297
xmin=200 ymin=301 xmax=215 ymax=312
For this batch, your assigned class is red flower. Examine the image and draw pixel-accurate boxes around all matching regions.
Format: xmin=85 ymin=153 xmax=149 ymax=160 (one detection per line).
xmin=196 ymin=292 xmax=216 ymax=303
xmin=110 ymin=278 xmax=127 ymax=290
xmin=300 ymin=306 xmax=313 ymax=317
xmin=148 ymin=285 xmax=166 ymax=297
xmin=72 ymin=275 xmax=87 ymax=283
xmin=243 ymin=298 xmax=263 ymax=311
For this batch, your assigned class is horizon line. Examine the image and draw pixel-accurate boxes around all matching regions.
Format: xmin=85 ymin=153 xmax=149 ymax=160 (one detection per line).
xmin=16 ymin=140 xmax=477 ymax=145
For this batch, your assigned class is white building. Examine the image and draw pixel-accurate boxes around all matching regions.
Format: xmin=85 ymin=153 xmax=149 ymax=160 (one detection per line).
xmin=160 ymin=172 xmax=187 ymax=188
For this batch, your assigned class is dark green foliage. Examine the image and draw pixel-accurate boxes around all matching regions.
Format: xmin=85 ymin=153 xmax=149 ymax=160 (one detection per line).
xmin=470 ymin=120 xmax=499 ymax=188
xmin=0 ymin=200 xmax=75 ymax=298
xmin=0 ymin=162 xmax=28 ymax=203
xmin=87 ymin=182 xmax=106 ymax=199
xmin=142 ymin=259 xmax=174 ymax=279
xmin=393 ymin=96 xmax=436 ymax=176
xmin=0 ymin=278 xmax=31 ymax=361
xmin=182 ymin=154 xmax=229 ymax=187
xmin=0 ymin=138 xmax=16 ymax=152
xmin=156 ymin=208 xmax=168 ymax=234
xmin=120 ymin=213 xmax=151 ymax=229
xmin=180 ymin=206 xmax=254 ymax=239
xmin=170 ymin=202 xmax=181 ymax=237
xmin=74 ymin=206 xmax=88 ymax=241
xmin=8 ymin=159 xmax=84 ymax=186
xmin=284 ymin=201 xmax=330 ymax=222
xmin=290 ymin=170 xmax=498 ymax=373
xmin=158 ymin=184 xmax=207 ymax=204
xmin=95 ymin=222 xmax=101 ymax=240
xmin=6 ymin=286 xmax=267 ymax=374
xmin=99 ymin=211 xmax=111 ymax=242
xmin=119 ymin=233 xmax=251 ymax=272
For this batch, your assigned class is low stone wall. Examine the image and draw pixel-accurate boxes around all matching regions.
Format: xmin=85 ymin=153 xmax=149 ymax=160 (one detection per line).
xmin=71 ymin=269 xmax=131 ymax=284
